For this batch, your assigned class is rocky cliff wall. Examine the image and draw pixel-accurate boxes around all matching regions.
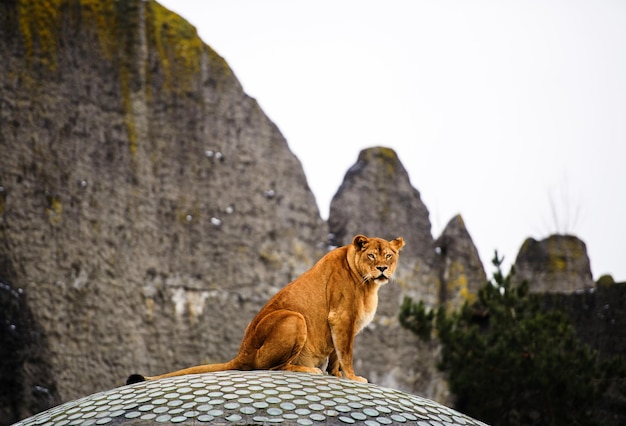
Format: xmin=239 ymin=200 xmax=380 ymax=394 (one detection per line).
xmin=1 ymin=0 xmax=327 ymax=421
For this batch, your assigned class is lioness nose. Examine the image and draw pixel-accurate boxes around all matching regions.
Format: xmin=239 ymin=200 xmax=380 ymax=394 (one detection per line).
xmin=377 ymin=266 xmax=387 ymax=273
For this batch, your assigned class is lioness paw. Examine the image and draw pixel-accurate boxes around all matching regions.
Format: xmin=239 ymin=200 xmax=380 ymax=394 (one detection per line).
xmin=126 ymin=374 xmax=146 ymax=385
xmin=351 ymin=375 xmax=368 ymax=383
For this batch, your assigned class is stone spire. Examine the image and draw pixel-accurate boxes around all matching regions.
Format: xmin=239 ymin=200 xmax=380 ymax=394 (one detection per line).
xmin=434 ymin=215 xmax=486 ymax=310
xmin=329 ymin=146 xmax=433 ymax=261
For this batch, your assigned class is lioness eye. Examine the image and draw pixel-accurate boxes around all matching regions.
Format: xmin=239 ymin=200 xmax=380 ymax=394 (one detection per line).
xmin=386 ymin=254 xmax=393 ymax=260
xmin=368 ymin=253 xmax=375 ymax=260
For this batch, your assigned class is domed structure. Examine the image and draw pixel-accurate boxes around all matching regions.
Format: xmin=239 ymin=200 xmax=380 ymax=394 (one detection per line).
xmin=13 ymin=371 xmax=488 ymax=425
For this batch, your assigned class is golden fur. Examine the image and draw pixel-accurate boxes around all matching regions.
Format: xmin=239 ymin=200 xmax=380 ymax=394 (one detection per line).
xmin=127 ymin=234 xmax=404 ymax=384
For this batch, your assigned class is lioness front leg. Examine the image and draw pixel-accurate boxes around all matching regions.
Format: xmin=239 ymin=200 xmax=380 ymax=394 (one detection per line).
xmin=326 ymin=350 xmax=341 ymax=377
xmin=328 ymin=311 xmax=367 ymax=382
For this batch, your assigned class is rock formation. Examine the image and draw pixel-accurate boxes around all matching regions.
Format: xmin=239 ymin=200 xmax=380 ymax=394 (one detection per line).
xmin=1 ymin=1 xmax=326 ymax=421
xmin=0 ymin=279 xmax=60 ymax=422
xmin=434 ymin=215 xmax=487 ymax=311
xmin=328 ymin=147 xmax=439 ymax=304
xmin=513 ymin=235 xmax=594 ymax=293
xmin=329 ymin=148 xmax=433 ymax=256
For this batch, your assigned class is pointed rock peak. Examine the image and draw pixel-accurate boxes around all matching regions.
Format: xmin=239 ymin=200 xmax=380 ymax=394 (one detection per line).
xmin=328 ymin=147 xmax=432 ymax=260
xmin=434 ymin=214 xmax=486 ymax=309
xmin=440 ymin=214 xmax=466 ymax=235
xmin=357 ymin=146 xmax=401 ymax=166
xmin=514 ymin=234 xmax=594 ymax=293
xmin=436 ymin=215 xmax=471 ymax=250
xmin=343 ymin=146 xmax=409 ymax=183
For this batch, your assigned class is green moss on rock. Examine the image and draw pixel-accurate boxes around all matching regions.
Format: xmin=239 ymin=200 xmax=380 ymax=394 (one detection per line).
xmin=359 ymin=146 xmax=400 ymax=179
xmin=146 ymin=1 xmax=205 ymax=88
xmin=46 ymin=195 xmax=63 ymax=226
xmin=17 ymin=0 xmax=63 ymax=69
xmin=596 ymin=274 xmax=615 ymax=287
xmin=514 ymin=235 xmax=594 ymax=293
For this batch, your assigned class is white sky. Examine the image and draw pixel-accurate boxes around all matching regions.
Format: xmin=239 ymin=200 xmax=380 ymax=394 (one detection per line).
xmin=158 ymin=0 xmax=626 ymax=281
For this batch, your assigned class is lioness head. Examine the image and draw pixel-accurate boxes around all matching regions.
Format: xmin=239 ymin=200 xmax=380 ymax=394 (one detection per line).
xmin=351 ymin=234 xmax=405 ymax=285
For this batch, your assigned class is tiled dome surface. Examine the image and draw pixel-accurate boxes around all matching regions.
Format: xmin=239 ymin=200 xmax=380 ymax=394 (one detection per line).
xmin=13 ymin=371 xmax=488 ymax=425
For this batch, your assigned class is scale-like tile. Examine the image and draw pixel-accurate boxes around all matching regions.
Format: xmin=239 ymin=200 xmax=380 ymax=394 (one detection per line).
xmin=13 ymin=371 xmax=489 ymax=425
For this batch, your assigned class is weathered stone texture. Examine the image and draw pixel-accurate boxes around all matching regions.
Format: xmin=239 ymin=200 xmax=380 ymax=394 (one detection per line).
xmin=514 ymin=235 xmax=594 ymax=293
xmin=434 ymin=215 xmax=487 ymax=310
xmin=0 ymin=280 xmax=60 ymax=422
xmin=1 ymin=1 xmax=326 ymax=421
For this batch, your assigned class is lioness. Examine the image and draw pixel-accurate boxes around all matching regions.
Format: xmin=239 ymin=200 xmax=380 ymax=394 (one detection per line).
xmin=127 ymin=234 xmax=404 ymax=384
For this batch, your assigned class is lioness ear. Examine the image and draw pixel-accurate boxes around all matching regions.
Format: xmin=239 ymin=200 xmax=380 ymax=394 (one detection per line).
xmin=390 ymin=237 xmax=405 ymax=252
xmin=352 ymin=234 xmax=369 ymax=251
